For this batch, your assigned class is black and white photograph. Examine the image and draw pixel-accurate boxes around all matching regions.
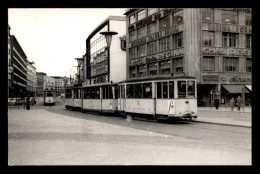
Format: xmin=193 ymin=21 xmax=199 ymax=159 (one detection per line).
xmin=7 ymin=8 xmax=252 ymax=165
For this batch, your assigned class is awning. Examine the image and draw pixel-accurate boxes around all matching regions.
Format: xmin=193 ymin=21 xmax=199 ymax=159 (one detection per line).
xmin=245 ymin=85 xmax=252 ymax=91
xmin=222 ymin=85 xmax=249 ymax=93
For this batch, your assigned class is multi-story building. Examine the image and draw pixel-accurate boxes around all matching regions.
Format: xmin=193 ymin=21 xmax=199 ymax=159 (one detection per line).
xmin=124 ymin=8 xmax=252 ymax=106
xmin=85 ymin=16 xmax=126 ymax=85
xmin=51 ymin=76 xmax=65 ymax=96
xmin=36 ymin=72 xmax=46 ymax=96
xmin=8 ymin=25 xmax=12 ymax=98
xmin=26 ymin=60 xmax=37 ymax=96
xmin=9 ymin=35 xmax=28 ymax=98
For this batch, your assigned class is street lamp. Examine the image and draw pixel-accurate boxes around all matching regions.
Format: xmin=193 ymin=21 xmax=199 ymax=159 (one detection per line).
xmin=99 ymin=31 xmax=118 ymax=83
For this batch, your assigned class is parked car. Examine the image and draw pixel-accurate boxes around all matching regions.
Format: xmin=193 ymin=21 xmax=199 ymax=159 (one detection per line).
xmin=8 ymin=98 xmax=17 ymax=106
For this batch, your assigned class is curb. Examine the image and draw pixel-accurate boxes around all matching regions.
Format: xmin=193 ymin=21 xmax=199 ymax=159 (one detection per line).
xmin=192 ymin=120 xmax=251 ymax=128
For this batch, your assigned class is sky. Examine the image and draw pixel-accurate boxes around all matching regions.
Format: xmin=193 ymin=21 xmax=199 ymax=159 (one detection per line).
xmin=8 ymin=8 xmax=126 ymax=77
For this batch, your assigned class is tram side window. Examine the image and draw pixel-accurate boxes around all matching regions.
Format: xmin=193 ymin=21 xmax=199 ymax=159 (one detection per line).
xmin=143 ymin=83 xmax=152 ymax=98
xmin=86 ymin=88 xmax=92 ymax=99
xmin=157 ymin=82 xmax=162 ymax=98
xmin=74 ymin=89 xmax=78 ymax=99
xmin=135 ymin=83 xmax=143 ymax=98
xmin=169 ymin=81 xmax=174 ymax=98
xmin=126 ymin=84 xmax=134 ymax=98
xmin=108 ymin=86 xmax=113 ymax=99
xmin=65 ymin=89 xmax=72 ymax=98
xmin=178 ymin=81 xmax=186 ymax=98
xmin=114 ymin=86 xmax=119 ymax=99
xmin=95 ymin=87 xmax=100 ymax=99
xmin=187 ymin=81 xmax=195 ymax=98
xmin=163 ymin=82 xmax=168 ymax=98
xmin=83 ymin=88 xmax=87 ymax=99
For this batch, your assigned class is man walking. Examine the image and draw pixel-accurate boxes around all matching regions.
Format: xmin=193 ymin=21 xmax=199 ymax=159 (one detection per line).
xmin=236 ymin=96 xmax=242 ymax=111
xmin=215 ymin=97 xmax=220 ymax=110
xmin=230 ymin=97 xmax=235 ymax=111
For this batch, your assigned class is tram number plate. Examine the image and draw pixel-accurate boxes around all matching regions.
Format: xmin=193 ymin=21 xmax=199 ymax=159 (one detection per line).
xmin=168 ymin=100 xmax=176 ymax=115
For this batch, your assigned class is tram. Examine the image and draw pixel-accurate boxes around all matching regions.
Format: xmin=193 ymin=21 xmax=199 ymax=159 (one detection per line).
xmin=118 ymin=76 xmax=197 ymax=121
xmin=44 ymin=89 xmax=56 ymax=106
xmin=64 ymin=87 xmax=74 ymax=109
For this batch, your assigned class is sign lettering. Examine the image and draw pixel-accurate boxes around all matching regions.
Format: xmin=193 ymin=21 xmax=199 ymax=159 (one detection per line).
xmin=202 ymin=47 xmax=251 ymax=57
xmin=203 ymin=23 xmax=252 ymax=34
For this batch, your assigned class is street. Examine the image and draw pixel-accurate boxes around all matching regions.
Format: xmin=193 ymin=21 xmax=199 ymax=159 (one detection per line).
xmin=8 ymin=97 xmax=251 ymax=165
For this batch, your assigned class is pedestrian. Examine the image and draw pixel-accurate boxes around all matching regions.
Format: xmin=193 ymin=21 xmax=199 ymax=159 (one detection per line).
xmin=215 ymin=97 xmax=220 ymax=110
xmin=230 ymin=97 xmax=235 ymax=111
xmin=236 ymin=96 xmax=242 ymax=111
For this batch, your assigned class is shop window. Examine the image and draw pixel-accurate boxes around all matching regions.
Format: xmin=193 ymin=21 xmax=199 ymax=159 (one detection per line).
xmin=137 ymin=26 xmax=146 ymax=39
xmin=130 ymin=14 xmax=136 ymax=25
xmin=169 ymin=81 xmax=174 ymax=98
xmin=173 ymin=57 xmax=183 ymax=73
xmin=163 ymin=82 xmax=168 ymax=98
xmin=157 ymin=82 xmax=162 ymax=98
xmin=159 ymin=15 xmax=170 ymax=31
xmin=246 ymin=34 xmax=252 ymax=49
xmin=203 ymin=31 xmax=214 ymax=46
xmin=148 ymin=8 xmax=158 ymax=16
xmin=203 ymin=56 xmax=215 ymax=71
xmin=202 ymin=8 xmax=214 ymax=23
xmin=222 ymin=33 xmax=238 ymax=47
xmin=246 ymin=58 xmax=252 ymax=72
xmin=178 ymin=81 xmax=186 ymax=98
xmin=159 ymin=36 xmax=171 ymax=52
xmin=126 ymin=84 xmax=134 ymax=98
xmin=148 ymin=62 xmax=158 ymax=76
xmin=187 ymin=81 xmax=195 ymax=98
xmin=135 ymin=83 xmax=143 ymax=98
xmin=143 ymin=83 xmax=152 ymax=98
xmin=159 ymin=60 xmax=171 ymax=75
xmin=223 ymin=57 xmax=238 ymax=72
xmin=147 ymin=23 xmax=157 ymax=35
xmin=137 ymin=44 xmax=146 ymax=57
xmin=147 ymin=41 xmax=157 ymax=55
xmin=137 ymin=9 xmax=146 ymax=21
xmin=172 ymin=32 xmax=183 ymax=49
xmin=245 ymin=13 xmax=252 ymax=25
xmin=129 ymin=31 xmax=136 ymax=42
xmin=129 ymin=47 xmax=136 ymax=59
xmin=137 ymin=65 xmax=146 ymax=77
xmin=172 ymin=10 xmax=183 ymax=26
xmin=222 ymin=10 xmax=238 ymax=24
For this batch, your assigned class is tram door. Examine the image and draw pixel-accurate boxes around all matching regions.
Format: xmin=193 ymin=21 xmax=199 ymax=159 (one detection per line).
xmin=118 ymin=85 xmax=126 ymax=112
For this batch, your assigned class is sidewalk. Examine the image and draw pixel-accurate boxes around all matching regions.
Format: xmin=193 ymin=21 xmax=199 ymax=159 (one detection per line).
xmin=195 ymin=106 xmax=252 ymax=127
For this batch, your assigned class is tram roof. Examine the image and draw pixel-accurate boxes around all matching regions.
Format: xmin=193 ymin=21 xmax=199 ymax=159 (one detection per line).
xmin=118 ymin=75 xmax=196 ymax=84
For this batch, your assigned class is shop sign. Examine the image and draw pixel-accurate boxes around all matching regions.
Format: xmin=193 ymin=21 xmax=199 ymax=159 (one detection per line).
xmin=219 ymin=8 xmax=251 ymax=13
xmin=203 ymin=23 xmax=252 ymax=34
xmin=202 ymin=47 xmax=251 ymax=57
xmin=146 ymin=48 xmax=184 ymax=63
xmin=93 ymin=76 xmax=107 ymax=84
xmin=220 ymin=75 xmax=252 ymax=82
xmin=129 ymin=57 xmax=146 ymax=67
xmin=202 ymin=75 xmax=218 ymax=81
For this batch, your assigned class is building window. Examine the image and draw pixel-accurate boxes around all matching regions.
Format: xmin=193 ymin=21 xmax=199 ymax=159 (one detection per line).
xmin=159 ymin=60 xmax=171 ymax=75
xmin=148 ymin=8 xmax=158 ymax=16
xmin=202 ymin=8 xmax=214 ymax=23
xmin=222 ymin=33 xmax=238 ymax=47
xmin=130 ymin=14 xmax=136 ymax=25
xmin=173 ymin=57 xmax=183 ymax=73
xmin=245 ymin=13 xmax=252 ymax=25
xmin=129 ymin=31 xmax=136 ymax=42
xmin=137 ymin=9 xmax=146 ymax=21
xmin=178 ymin=81 xmax=186 ymax=98
xmin=147 ymin=41 xmax=157 ymax=55
xmin=203 ymin=56 xmax=215 ymax=71
xmin=223 ymin=57 xmax=238 ymax=72
xmin=172 ymin=32 xmax=183 ymax=49
xmin=129 ymin=67 xmax=136 ymax=78
xmin=137 ymin=44 xmax=146 ymax=57
xmin=246 ymin=58 xmax=252 ymax=72
xmin=159 ymin=36 xmax=171 ymax=52
xmin=222 ymin=10 xmax=238 ymax=24
xmin=246 ymin=34 xmax=252 ymax=49
xmin=172 ymin=10 xmax=183 ymax=26
xmin=147 ymin=22 xmax=157 ymax=35
xmin=129 ymin=47 xmax=136 ymax=59
xmin=203 ymin=31 xmax=214 ymax=46
xmin=137 ymin=26 xmax=146 ymax=39
xmin=137 ymin=65 xmax=146 ymax=77
xmin=148 ymin=62 xmax=157 ymax=76
xmin=159 ymin=15 xmax=170 ymax=31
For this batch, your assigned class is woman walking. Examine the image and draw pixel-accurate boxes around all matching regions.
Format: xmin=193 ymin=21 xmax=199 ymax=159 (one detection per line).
xmin=230 ymin=97 xmax=235 ymax=111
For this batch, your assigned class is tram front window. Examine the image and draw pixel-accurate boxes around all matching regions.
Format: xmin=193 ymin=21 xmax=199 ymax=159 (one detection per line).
xmin=178 ymin=81 xmax=186 ymax=98
xmin=187 ymin=80 xmax=195 ymax=98
xmin=46 ymin=92 xmax=53 ymax=97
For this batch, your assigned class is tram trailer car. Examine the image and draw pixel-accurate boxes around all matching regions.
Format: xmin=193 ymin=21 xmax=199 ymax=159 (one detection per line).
xmin=118 ymin=76 xmax=197 ymax=121
xmin=64 ymin=88 xmax=74 ymax=110
xmin=44 ymin=89 xmax=56 ymax=106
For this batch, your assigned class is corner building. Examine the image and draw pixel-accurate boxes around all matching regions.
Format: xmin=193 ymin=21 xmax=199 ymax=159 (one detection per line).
xmin=124 ymin=8 xmax=252 ymax=106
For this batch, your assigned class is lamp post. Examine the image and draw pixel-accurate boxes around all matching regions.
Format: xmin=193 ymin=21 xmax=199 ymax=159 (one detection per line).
xmin=99 ymin=31 xmax=118 ymax=83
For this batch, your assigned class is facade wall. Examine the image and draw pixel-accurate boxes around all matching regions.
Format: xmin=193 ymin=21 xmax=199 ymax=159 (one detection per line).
xmin=26 ymin=61 xmax=37 ymax=96
xmin=36 ymin=72 xmax=46 ymax=96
